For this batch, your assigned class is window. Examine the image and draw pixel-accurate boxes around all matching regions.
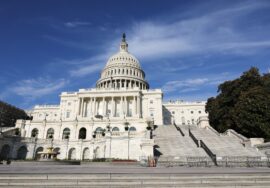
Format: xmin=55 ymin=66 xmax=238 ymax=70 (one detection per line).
xmin=191 ymin=111 xmax=194 ymax=114
xmin=95 ymin=127 xmax=103 ymax=133
xmin=62 ymin=128 xmax=70 ymax=139
xmin=112 ymin=127 xmax=119 ymax=132
xmin=172 ymin=111 xmax=175 ymax=114
xmin=31 ymin=128 xmax=38 ymax=138
xmin=198 ymin=111 xmax=201 ymax=114
xmin=66 ymin=111 xmax=70 ymax=118
xmin=129 ymin=127 xmax=136 ymax=131
xmin=150 ymin=100 xmax=153 ymax=104
xmin=68 ymin=102 xmax=71 ymax=106
xmin=46 ymin=128 xmax=54 ymax=139
xmin=78 ymin=127 xmax=87 ymax=139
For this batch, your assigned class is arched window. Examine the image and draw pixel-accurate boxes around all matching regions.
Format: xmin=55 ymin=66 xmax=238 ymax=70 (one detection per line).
xmin=68 ymin=148 xmax=76 ymax=160
xmin=112 ymin=127 xmax=119 ymax=132
xmin=17 ymin=146 xmax=27 ymax=160
xmin=181 ymin=117 xmax=185 ymax=125
xmin=35 ymin=147 xmax=43 ymax=160
xmin=62 ymin=128 xmax=70 ymax=139
xmin=0 ymin=145 xmax=10 ymax=160
xmin=31 ymin=128 xmax=39 ymax=138
xmin=129 ymin=127 xmax=136 ymax=131
xmin=82 ymin=147 xmax=90 ymax=160
xmin=46 ymin=128 xmax=54 ymax=139
xmin=78 ymin=127 xmax=87 ymax=139
xmin=95 ymin=127 xmax=103 ymax=133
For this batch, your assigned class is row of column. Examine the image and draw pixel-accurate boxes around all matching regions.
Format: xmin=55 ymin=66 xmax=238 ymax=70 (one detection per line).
xmin=77 ymin=96 xmax=141 ymax=118
xmin=97 ymin=79 xmax=148 ymax=90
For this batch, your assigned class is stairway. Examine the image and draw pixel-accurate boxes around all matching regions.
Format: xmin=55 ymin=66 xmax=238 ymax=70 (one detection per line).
xmin=153 ymin=125 xmax=213 ymax=166
xmin=1 ymin=173 xmax=270 ymax=187
xmin=189 ymin=126 xmax=268 ymax=167
xmin=191 ymin=127 xmax=266 ymax=157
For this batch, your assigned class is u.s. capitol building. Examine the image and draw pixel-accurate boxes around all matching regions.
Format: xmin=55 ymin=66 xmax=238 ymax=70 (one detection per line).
xmin=1 ymin=34 xmax=268 ymax=166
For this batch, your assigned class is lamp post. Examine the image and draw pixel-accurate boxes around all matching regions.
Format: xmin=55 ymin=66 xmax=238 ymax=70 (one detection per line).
xmin=106 ymin=117 xmax=112 ymax=158
xmin=123 ymin=119 xmax=130 ymax=160
xmin=146 ymin=119 xmax=154 ymax=139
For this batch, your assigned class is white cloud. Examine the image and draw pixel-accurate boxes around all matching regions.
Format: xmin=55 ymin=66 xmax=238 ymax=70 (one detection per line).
xmin=162 ymin=78 xmax=209 ymax=93
xmin=10 ymin=77 xmax=68 ymax=99
xmin=70 ymin=63 xmax=104 ymax=77
xmin=123 ymin=1 xmax=270 ymax=60
xmin=64 ymin=21 xmax=91 ymax=28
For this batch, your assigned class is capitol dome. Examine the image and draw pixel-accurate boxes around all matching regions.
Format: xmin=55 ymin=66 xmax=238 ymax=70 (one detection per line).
xmin=96 ymin=33 xmax=149 ymax=89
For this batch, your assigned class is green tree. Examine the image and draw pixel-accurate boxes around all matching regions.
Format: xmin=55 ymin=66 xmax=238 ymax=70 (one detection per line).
xmin=0 ymin=100 xmax=29 ymax=127
xmin=206 ymin=67 xmax=270 ymax=141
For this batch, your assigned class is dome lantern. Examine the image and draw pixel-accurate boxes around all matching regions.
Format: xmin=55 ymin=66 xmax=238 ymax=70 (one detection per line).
xmin=120 ymin=33 xmax=128 ymax=52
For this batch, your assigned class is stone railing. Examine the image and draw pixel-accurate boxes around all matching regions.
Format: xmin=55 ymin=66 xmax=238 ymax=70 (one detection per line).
xmin=163 ymin=100 xmax=206 ymax=105
xmin=224 ymin=129 xmax=249 ymax=142
xmin=157 ymin=156 xmax=214 ymax=167
xmin=205 ymin=126 xmax=220 ymax=136
xmin=34 ymin=105 xmax=60 ymax=109
xmin=216 ymin=156 xmax=269 ymax=167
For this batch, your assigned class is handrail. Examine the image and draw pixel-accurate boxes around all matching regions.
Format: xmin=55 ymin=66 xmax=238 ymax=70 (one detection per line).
xmin=200 ymin=140 xmax=217 ymax=165
xmin=174 ymin=123 xmax=185 ymax=136
xmin=189 ymin=129 xmax=199 ymax=147
xmin=206 ymin=126 xmax=220 ymax=136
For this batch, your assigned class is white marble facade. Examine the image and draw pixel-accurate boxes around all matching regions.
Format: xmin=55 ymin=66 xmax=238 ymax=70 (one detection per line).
xmin=12 ymin=34 xmax=206 ymax=161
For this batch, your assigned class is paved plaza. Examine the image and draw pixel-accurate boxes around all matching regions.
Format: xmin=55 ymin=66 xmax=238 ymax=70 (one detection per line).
xmin=1 ymin=163 xmax=270 ymax=174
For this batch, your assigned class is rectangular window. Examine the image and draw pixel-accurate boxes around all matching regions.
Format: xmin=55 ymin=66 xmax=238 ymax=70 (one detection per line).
xmin=66 ymin=111 xmax=70 ymax=118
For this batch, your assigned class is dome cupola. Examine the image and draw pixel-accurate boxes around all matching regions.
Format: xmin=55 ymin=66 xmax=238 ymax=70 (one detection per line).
xmin=96 ymin=33 xmax=149 ymax=90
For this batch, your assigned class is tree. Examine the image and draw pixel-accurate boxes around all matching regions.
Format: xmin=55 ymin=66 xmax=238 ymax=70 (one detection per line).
xmin=206 ymin=67 xmax=270 ymax=141
xmin=0 ymin=100 xmax=29 ymax=127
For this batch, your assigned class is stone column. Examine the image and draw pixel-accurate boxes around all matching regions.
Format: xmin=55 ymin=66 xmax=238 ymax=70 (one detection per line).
xmin=137 ymin=95 xmax=141 ymax=118
xmin=77 ymin=98 xmax=81 ymax=116
xmin=89 ymin=97 xmax=92 ymax=117
xmin=111 ymin=97 xmax=115 ymax=117
xmin=132 ymin=96 xmax=136 ymax=117
xmin=81 ymin=98 xmax=84 ymax=117
xmin=102 ymin=97 xmax=106 ymax=116
xmin=135 ymin=96 xmax=137 ymax=115
xmin=120 ymin=96 xmax=123 ymax=117
xmin=93 ymin=97 xmax=96 ymax=116
xmin=84 ymin=100 xmax=87 ymax=117
xmin=79 ymin=98 xmax=82 ymax=116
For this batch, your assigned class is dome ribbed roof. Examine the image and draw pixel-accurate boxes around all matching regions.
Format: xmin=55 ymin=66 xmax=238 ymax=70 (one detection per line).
xmin=96 ymin=33 xmax=149 ymax=90
xmin=105 ymin=51 xmax=141 ymax=69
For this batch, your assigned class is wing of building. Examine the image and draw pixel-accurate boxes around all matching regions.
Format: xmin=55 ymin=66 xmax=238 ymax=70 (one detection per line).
xmin=0 ymin=34 xmax=268 ymax=166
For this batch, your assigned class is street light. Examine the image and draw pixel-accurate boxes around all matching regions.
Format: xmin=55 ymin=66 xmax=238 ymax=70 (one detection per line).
xmin=146 ymin=119 xmax=154 ymax=139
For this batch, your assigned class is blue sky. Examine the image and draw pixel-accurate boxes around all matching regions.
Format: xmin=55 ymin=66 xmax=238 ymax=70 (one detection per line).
xmin=0 ymin=0 xmax=270 ymax=109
